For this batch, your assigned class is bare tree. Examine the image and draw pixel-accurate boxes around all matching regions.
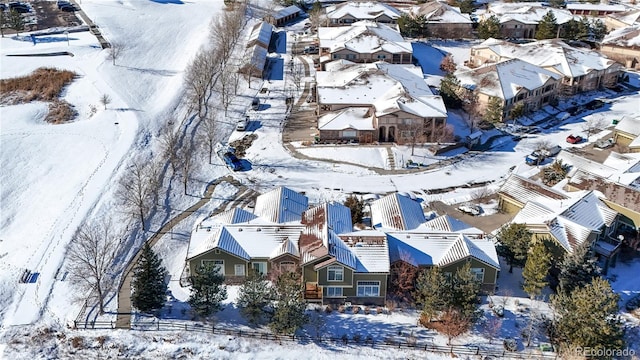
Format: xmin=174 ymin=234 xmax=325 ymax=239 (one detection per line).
xmin=184 ymin=48 xmax=220 ymax=119
xmin=197 ymin=114 xmax=218 ymax=164
xmin=389 ymin=251 xmax=418 ymax=304
xmin=290 ymin=61 xmax=306 ymax=91
xmin=116 ymin=158 xmax=160 ymax=231
xmin=67 ymin=216 xmax=124 ymax=314
xmin=483 ymin=317 xmax=503 ymax=344
xmin=461 ymin=91 xmax=480 ymax=132
xmin=405 ymin=121 xmax=427 ymax=156
xmin=217 ymin=66 xmax=236 ymax=116
xmin=108 ymin=42 xmax=125 ymax=66
xmin=100 ymin=94 xmax=112 ymax=110
xmin=179 ymin=143 xmax=196 ymax=195
xmin=159 ymin=122 xmax=181 ymax=174
xmin=433 ymin=307 xmax=472 ymax=345
xmin=581 ymin=117 xmax=608 ymax=140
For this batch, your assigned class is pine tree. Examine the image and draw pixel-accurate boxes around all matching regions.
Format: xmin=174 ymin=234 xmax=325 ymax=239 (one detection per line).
xmin=558 ymin=241 xmax=600 ymax=294
xmin=344 ymin=195 xmax=363 ymax=225
xmin=562 ymin=18 xmax=590 ymax=41
xmin=450 ymin=263 xmax=481 ymax=320
xmin=237 ymin=269 xmax=272 ymax=325
xmin=483 ymin=97 xmax=504 ymax=124
xmin=414 ymin=267 xmax=448 ymax=324
xmin=458 ymin=0 xmax=475 ymax=14
xmin=591 ymin=19 xmax=607 ymax=41
xmin=269 ymin=272 xmax=308 ymax=335
xmin=551 ymin=278 xmax=624 ymax=353
xmin=188 ymin=263 xmax=227 ymax=318
xmin=8 ymin=9 xmax=24 ymax=36
xmin=509 ymin=102 xmax=525 ymax=121
xmin=439 ymin=73 xmax=462 ymax=109
xmin=535 ymin=11 xmax=558 ymax=40
xmin=496 ymin=223 xmax=532 ymax=273
xmin=131 ymin=242 xmax=168 ymax=313
xmin=478 ymin=15 xmax=501 ymax=39
xmin=522 ymin=242 xmax=551 ymax=298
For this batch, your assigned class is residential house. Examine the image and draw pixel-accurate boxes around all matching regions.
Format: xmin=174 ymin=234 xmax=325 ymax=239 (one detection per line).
xmin=325 ymin=1 xmax=401 ymax=26
xmin=468 ymin=38 xmax=622 ymax=96
xmin=240 ymin=44 xmax=268 ymax=79
xmin=246 ymin=21 xmax=273 ymax=49
xmin=566 ymin=3 xmax=628 ymax=17
xmin=408 ymin=1 xmax=473 ymax=39
xmin=456 ymin=58 xmax=562 ymax=121
xmin=370 ymin=192 xmax=426 ymax=230
xmin=318 ymin=21 xmax=413 ymax=67
xmin=497 ymin=173 xmax=570 ymax=214
xmin=605 ymin=9 xmax=640 ymax=31
xmin=316 ymin=61 xmax=448 ymax=143
xmin=423 ymin=214 xmax=485 ymax=239
xmin=264 ymin=5 xmax=302 ymax=27
xmin=613 ymin=116 xmax=640 ymax=151
xmin=600 ymin=24 xmax=640 ymax=70
xmin=482 ymin=2 xmax=574 ymax=39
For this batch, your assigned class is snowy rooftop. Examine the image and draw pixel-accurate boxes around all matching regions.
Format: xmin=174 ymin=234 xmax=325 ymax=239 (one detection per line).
xmin=556 ymin=150 xmax=619 ymax=178
xmin=607 ymin=9 xmax=640 ymax=26
xmin=602 ymin=24 xmax=640 ymax=47
xmin=474 ymin=38 xmax=620 ymax=79
xmin=318 ymin=107 xmax=374 ymax=131
xmin=326 ymin=1 xmax=402 ymax=21
xmin=456 ymin=59 xmax=562 ymax=100
xmin=386 ymin=231 xmax=500 ymax=269
xmin=351 ymin=239 xmax=391 ymax=273
xmin=254 ymin=186 xmax=309 ymax=224
xmin=244 ymin=44 xmax=268 ymax=72
xmin=498 ymin=173 xmax=569 ymax=204
xmin=316 ymin=61 xmax=447 ymax=118
xmin=566 ymin=3 xmax=627 ymax=12
xmin=485 ymin=3 xmax=574 ymax=25
xmin=273 ymin=5 xmax=302 ymax=21
xmin=318 ymin=21 xmax=412 ymax=55
xmin=371 ymin=193 xmax=426 ymax=230
xmin=409 ymin=1 xmax=473 ymax=24
xmin=422 ymin=214 xmax=485 ymax=238
xmin=247 ymin=22 xmax=273 ymax=47
xmin=614 ymin=116 xmax=640 ymax=136
xmin=569 ymin=170 xmax=640 ymax=213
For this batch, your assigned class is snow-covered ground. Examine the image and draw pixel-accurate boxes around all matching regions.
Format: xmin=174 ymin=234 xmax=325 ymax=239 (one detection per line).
xmin=1 ymin=0 xmax=640 ymax=358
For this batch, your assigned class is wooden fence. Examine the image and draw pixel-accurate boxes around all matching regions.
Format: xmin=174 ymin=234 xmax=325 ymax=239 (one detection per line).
xmin=73 ymin=319 xmax=559 ymax=359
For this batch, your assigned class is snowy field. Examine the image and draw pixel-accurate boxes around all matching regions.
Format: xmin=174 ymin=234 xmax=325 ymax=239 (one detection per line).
xmin=1 ymin=0 xmax=640 ymax=358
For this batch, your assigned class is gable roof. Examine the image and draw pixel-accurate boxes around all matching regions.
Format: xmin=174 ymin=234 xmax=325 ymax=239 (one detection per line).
xmin=607 ymin=9 xmax=640 ymax=26
xmin=243 ymin=44 xmax=268 ymax=73
xmin=254 ymin=186 xmax=309 ymax=224
xmin=318 ymin=21 xmax=412 ymax=55
xmin=371 ymin=193 xmax=426 ymax=230
xmin=456 ymin=59 xmax=562 ymax=101
xmin=272 ymin=5 xmax=301 ymax=21
xmin=486 ymin=3 xmax=574 ymax=25
xmin=209 ymin=207 xmax=258 ymax=225
xmin=498 ymin=173 xmax=569 ymax=205
xmin=386 ymin=231 xmax=499 ymax=269
xmin=556 ymin=150 xmax=619 ymax=178
xmin=316 ymin=61 xmax=447 ymax=118
xmin=326 ymin=1 xmax=401 ymax=22
xmin=247 ymin=21 xmax=273 ymax=48
xmin=411 ymin=1 xmax=473 ymax=24
xmin=318 ymin=107 xmax=375 ymax=131
xmin=602 ymin=24 xmax=640 ymax=48
xmin=569 ymin=170 xmax=640 ymax=214
xmin=422 ymin=214 xmax=484 ymax=238
xmin=614 ymin=116 xmax=640 ymax=137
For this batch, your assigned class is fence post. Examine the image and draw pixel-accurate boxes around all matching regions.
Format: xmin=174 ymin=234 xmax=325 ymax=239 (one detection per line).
xmin=476 ymin=346 xmax=479 ymax=355
xmin=212 ymin=325 xmax=215 ymax=334
xmin=111 ymin=321 xmax=114 ymax=329
xmin=185 ymin=323 xmax=187 ymax=331
xmin=73 ymin=320 xmax=77 ymax=329
xmin=157 ymin=321 xmax=160 ymax=331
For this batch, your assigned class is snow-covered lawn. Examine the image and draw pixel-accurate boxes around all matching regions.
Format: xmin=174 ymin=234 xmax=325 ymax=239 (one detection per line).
xmin=293 ymin=144 xmax=389 ymax=169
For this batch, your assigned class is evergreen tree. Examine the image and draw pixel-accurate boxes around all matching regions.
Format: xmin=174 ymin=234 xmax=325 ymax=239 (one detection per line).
xmin=398 ymin=14 xmax=425 ymax=38
xmin=450 ymin=263 xmax=481 ymax=320
xmin=551 ymin=278 xmax=624 ymax=353
xmin=496 ymin=223 xmax=532 ymax=273
xmin=478 ymin=15 xmax=501 ymax=39
xmin=509 ymin=102 xmax=525 ymax=121
xmin=458 ymin=0 xmax=475 ymax=14
xmin=522 ymin=242 xmax=551 ymax=298
xmin=131 ymin=242 xmax=168 ymax=313
xmin=269 ymin=272 xmax=308 ymax=335
xmin=0 ymin=10 xmax=7 ymax=38
xmin=558 ymin=241 xmax=600 ymax=294
xmin=8 ymin=9 xmax=24 ymax=36
xmin=237 ymin=269 xmax=272 ymax=325
xmin=562 ymin=18 xmax=589 ymax=41
xmin=343 ymin=195 xmax=363 ymax=225
xmin=414 ymin=267 xmax=448 ymax=323
xmin=483 ymin=97 xmax=504 ymax=124
xmin=439 ymin=73 xmax=462 ymax=108
xmin=548 ymin=0 xmax=565 ymax=8
xmin=591 ymin=19 xmax=607 ymax=41
xmin=535 ymin=11 xmax=558 ymax=40
xmin=188 ymin=263 xmax=227 ymax=318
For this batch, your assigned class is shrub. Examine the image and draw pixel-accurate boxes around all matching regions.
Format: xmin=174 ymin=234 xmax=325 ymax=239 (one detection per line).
xmin=365 ymin=335 xmax=374 ymax=344
xmin=324 ymin=305 xmax=333 ymax=313
xmin=352 ymin=333 xmax=362 ymax=343
xmin=364 ymin=306 xmax=370 ymax=315
xmin=71 ymin=336 xmax=84 ymax=349
xmin=0 ymin=68 xmax=77 ymax=103
xmin=376 ymin=306 xmax=384 ymax=315
xmin=46 ymin=100 xmax=77 ymax=124
xmin=352 ymin=306 xmax=361 ymax=314
xmin=338 ymin=305 xmax=345 ymax=313
xmin=341 ymin=334 xmax=348 ymax=344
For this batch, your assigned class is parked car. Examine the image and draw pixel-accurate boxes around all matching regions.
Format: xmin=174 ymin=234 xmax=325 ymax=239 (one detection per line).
xmin=60 ymin=4 xmax=78 ymax=12
xmin=57 ymin=0 xmax=71 ymax=8
xmin=595 ymin=138 xmax=614 ymax=149
xmin=525 ymin=145 xmax=561 ymax=165
xmin=566 ymin=135 xmax=583 ymax=144
xmin=236 ymin=115 xmax=249 ymax=131
xmin=8 ymin=2 xmax=30 ymax=13
xmin=251 ymin=97 xmax=260 ymax=111
xmin=458 ymin=204 xmax=481 ymax=216
xmin=303 ymin=45 xmax=318 ymax=54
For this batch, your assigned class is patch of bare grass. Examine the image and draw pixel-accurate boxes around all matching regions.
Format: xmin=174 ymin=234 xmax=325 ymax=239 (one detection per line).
xmin=1 ymin=67 xmax=78 ymax=123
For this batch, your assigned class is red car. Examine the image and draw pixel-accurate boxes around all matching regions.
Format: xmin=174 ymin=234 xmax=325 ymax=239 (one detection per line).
xmin=566 ymin=135 xmax=583 ymax=144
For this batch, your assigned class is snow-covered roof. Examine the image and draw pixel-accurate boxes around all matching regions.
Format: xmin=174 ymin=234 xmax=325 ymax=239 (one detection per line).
xmin=244 ymin=44 xmax=268 ymax=72
xmin=247 ymin=22 xmax=273 ymax=48
xmin=607 ymin=9 xmax=640 ymax=26
xmin=473 ymin=38 xmax=620 ymax=79
xmin=318 ymin=107 xmax=375 ymax=131
xmin=569 ymin=170 xmax=640 ymax=214
xmin=316 ymin=61 xmax=447 ymax=118
xmin=498 ymin=173 xmax=569 ymax=205
xmin=386 ymin=231 xmax=499 ymax=269
xmin=456 ymin=59 xmax=562 ymax=101
xmin=615 ymin=116 xmax=640 ymax=136
xmin=485 ymin=3 xmax=574 ymax=25
xmin=602 ymin=24 xmax=640 ymax=47
xmin=410 ymin=1 xmax=473 ymax=24
xmin=326 ymin=1 xmax=401 ymax=22
xmin=602 ymin=152 xmax=640 ymax=179
xmin=371 ymin=193 xmax=426 ymax=230
xmin=557 ymin=150 xmax=619 ymax=178
xmin=566 ymin=3 xmax=627 ymax=12
xmin=254 ymin=186 xmax=309 ymax=224
xmin=422 ymin=214 xmax=484 ymax=238
xmin=273 ymin=5 xmax=301 ymax=21
xmin=351 ymin=239 xmax=390 ymax=273
xmin=208 ymin=207 xmax=258 ymax=225
xmin=512 ymin=191 xmax=617 ymax=252
xmin=318 ymin=21 xmax=412 ymax=55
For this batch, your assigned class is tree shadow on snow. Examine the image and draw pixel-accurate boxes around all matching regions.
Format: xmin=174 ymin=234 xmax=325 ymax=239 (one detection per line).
xmin=150 ymin=0 xmax=184 ymax=4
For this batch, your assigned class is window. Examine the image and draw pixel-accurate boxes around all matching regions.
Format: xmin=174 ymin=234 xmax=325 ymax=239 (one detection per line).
xmin=327 ymin=265 xmax=344 ymax=282
xmin=252 ymin=262 xmax=268 ymax=275
xmin=470 ymin=268 xmax=485 ymax=282
xmin=357 ymin=281 xmax=380 ymax=297
xmin=342 ymin=130 xmax=357 ymax=138
xmin=234 ymin=264 xmax=245 ymax=276
xmin=202 ymin=259 xmax=224 ymax=275
xmin=346 ymin=54 xmax=356 ymax=60
xmin=280 ymin=261 xmax=296 ymax=273
xmin=377 ymin=54 xmax=386 ymax=59
xmin=326 ymin=287 xmax=343 ymax=297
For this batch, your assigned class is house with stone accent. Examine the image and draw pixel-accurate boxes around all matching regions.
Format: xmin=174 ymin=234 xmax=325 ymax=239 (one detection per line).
xmin=408 ymin=1 xmax=474 ymax=39
xmin=325 ymin=1 xmax=401 ymax=26
xmin=315 ymin=61 xmax=448 ymax=144
xmin=468 ymin=38 xmax=622 ymax=96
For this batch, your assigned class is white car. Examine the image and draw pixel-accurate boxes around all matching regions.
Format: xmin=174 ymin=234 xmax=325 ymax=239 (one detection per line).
xmin=458 ymin=204 xmax=481 ymax=216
